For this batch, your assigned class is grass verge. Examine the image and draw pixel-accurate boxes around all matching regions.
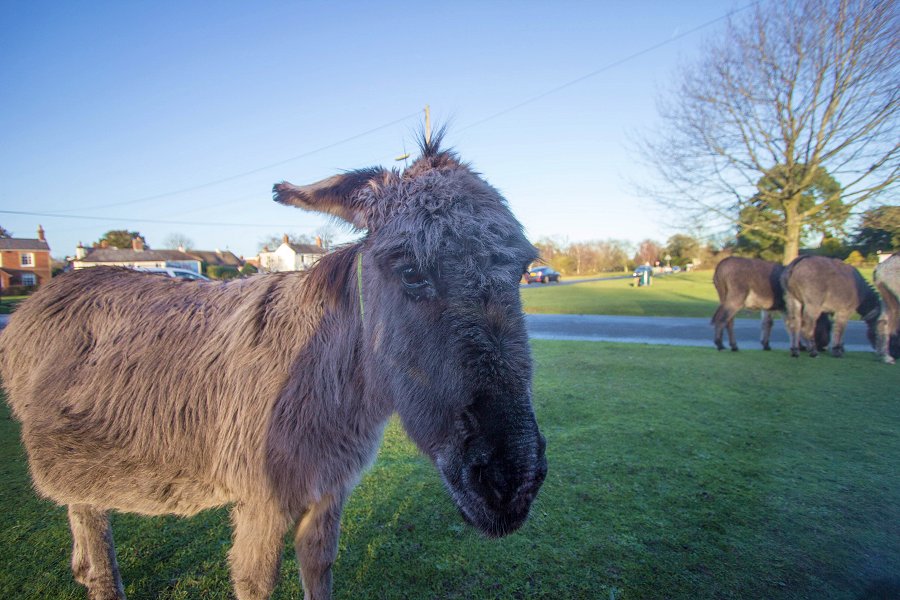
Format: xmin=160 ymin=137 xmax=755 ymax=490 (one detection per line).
xmin=1 ymin=341 xmax=898 ymax=599
xmin=522 ymin=272 xmax=721 ymax=317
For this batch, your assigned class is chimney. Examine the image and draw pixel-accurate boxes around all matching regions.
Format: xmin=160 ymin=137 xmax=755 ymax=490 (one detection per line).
xmin=315 ymin=235 xmax=323 ymax=248
xmin=282 ymin=233 xmax=289 ymax=245
xmin=37 ymin=225 xmax=45 ymax=242
xmin=75 ymin=242 xmax=87 ymax=260
xmin=132 ymin=236 xmax=144 ymax=252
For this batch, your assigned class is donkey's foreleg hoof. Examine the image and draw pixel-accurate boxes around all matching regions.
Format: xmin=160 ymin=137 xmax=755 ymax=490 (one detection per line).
xmin=809 ymin=350 xmax=819 ymax=358
xmin=730 ymin=345 xmax=739 ymax=352
xmin=883 ymin=355 xmax=896 ymax=365
xmin=831 ymin=346 xmax=844 ymax=358
xmin=790 ymin=348 xmax=800 ymax=358
xmin=762 ymin=343 xmax=771 ymax=351
xmin=87 ymin=586 xmax=126 ymax=600
xmin=715 ymin=342 xmax=725 ymax=351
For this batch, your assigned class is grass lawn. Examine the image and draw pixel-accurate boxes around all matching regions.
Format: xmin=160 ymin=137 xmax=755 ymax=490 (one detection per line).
xmin=1 ymin=341 xmax=898 ymax=599
xmin=0 ymin=296 xmax=27 ymax=315
xmin=522 ymin=269 xmax=877 ymax=319
xmin=522 ymin=271 xmax=721 ymax=317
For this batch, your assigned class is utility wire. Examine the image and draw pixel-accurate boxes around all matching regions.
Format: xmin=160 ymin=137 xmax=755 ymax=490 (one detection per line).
xmin=56 ymin=109 xmax=423 ymax=214
xmin=0 ymin=209 xmax=295 ymax=229
xmin=459 ymin=1 xmax=758 ymax=132
xmin=11 ymin=4 xmax=757 ymax=227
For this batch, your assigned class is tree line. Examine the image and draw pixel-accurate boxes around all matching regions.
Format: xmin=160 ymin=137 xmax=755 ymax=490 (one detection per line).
xmin=533 ymin=204 xmax=898 ymax=276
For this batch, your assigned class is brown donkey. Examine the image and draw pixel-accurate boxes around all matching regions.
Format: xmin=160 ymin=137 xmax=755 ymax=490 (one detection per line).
xmin=712 ymin=256 xmax=830 ymax=351
xmin=781 ymin=255 xmax=881 ymax=358
xmin=874 ymin=253 xmax=900 ymax=364
xmin=0 ymin=133 xmax=547 ymax=600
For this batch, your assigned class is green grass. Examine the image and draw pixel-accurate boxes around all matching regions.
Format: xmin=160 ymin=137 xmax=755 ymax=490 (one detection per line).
xmin=0 ymin=296 xmax=26 ymax=315
xmin=1 ymin=342 xmax=898 ymax=599
xmin=522 ymin=268 xmax=877 ymax=319
xmin=522 ymin=272 xmax=721 ymax=317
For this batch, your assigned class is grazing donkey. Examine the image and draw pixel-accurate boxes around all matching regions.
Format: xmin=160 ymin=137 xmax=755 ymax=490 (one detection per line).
xmin=0 ymin=133 xmax=547 ymax=600
xmin=874 ymin=253 xmax=900 ymax=364
xmin=712 ymin=256 xmax=830 ymax=351
xmin=781 ymin=255 xmax=881 ymax=358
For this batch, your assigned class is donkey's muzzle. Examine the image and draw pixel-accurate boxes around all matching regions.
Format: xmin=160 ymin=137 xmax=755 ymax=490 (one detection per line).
xmin=461 ymin=430 xmax=547 ymax=538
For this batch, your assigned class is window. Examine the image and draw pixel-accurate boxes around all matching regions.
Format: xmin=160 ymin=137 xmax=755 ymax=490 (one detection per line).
xmin=20 ymin=253 xmax=34 ymax=267
xmin=21 ymin=273 xmax=37 ymax=286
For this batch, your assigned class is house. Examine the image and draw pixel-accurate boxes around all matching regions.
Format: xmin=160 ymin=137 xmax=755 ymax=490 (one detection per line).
xmin=258 ymin=235 xmax=327 ymax=272
xmin=72 ymin=237 xmax=203 ymax=274
xmin=182 ymin=248 xmax=244 ymax=272
xmin=0 ymin=225 xmax=52 ymax=291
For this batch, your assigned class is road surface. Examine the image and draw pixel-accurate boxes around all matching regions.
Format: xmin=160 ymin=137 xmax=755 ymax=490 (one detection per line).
xmin=526 ymin=313 xmax=874 ymax=352
xmin=0 ymin=313 xmax=873 ymax=352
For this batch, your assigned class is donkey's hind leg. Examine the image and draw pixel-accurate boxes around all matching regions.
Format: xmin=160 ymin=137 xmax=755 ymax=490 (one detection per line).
xmin=800 ymin=307 xmax=823 ymax=357
xmin=67 ymin=504 xmax=125 ymax=600
xmin=830 ymin=312 xmax=851 ymax=357
xmin=713 ymin=304 xmax=739 ymax=351
xmin=760 ymin=310 xmax=774 ymax=350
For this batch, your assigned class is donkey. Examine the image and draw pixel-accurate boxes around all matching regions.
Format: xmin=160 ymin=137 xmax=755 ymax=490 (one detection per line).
xmin=874 ymin=253 xmax=900 ymax=364
xmin=781 ymin=255 xmax=881 ymax=358
xmin=0 ymin=133 xmax=547 ymax=600
xmin=712 ymin=256 xmax=830 ymax=352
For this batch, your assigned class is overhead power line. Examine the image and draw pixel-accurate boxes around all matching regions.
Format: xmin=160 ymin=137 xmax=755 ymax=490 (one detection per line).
xmin=0 ymin=209 xmax=297 ymax=229
xmin=57 ymin=109 xmax=424 ymax=214
xmin=459 ymin=1 xmax=758 ymax=131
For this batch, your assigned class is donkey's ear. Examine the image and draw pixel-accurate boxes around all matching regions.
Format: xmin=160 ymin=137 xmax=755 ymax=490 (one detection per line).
xmin=273 ymin=167 xmax=388 ymax=230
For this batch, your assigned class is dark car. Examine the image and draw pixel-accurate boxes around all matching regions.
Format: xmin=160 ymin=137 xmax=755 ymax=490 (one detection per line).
xmin=524 ymin=266 xmax=561 ymax=284
xmin=632 ymin=265 xmax=653 ymax=278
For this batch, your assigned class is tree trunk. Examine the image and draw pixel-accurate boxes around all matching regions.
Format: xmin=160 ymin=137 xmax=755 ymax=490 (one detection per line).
xmin=783 ymin=205 xmax=801 ymax=264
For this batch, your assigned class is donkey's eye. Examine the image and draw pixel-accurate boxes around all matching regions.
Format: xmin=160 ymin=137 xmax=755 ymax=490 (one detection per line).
xmin=400 ymin=266 xmax=430 ymax=289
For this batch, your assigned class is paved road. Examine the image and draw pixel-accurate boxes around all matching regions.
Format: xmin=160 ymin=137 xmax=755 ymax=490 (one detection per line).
xmin=521 ymin=274 xmax=630 ymax=288
xmin=526 ymin=313 xmax=874 ymax=352
xmin=1 ymin=312 xmax=872 ymax=352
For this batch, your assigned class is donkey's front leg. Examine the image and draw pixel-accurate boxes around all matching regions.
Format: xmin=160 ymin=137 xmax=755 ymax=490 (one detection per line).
xmin=229 ymin=501 xmax=293 ymax=600
xmin=67 ymin=504 xmax=125 ymax=600
xmin=294 ymin=491 xmax=347 ymax=600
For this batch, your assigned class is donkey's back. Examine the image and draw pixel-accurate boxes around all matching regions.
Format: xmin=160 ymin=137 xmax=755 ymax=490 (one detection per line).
xmin=0 ymin=267 xmax=295 ymax=515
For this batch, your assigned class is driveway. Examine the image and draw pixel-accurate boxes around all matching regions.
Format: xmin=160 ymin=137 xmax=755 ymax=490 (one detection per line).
xmin=526 ymin=313 xmax=874 ymax=352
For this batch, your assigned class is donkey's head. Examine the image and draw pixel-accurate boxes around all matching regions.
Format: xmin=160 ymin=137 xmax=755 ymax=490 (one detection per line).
xmin=274 ymin=134 xmax=546 ymax=537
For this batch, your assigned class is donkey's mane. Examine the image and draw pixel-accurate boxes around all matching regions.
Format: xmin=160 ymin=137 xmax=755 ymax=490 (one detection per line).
xmin=853 ymin=268 xmax=881 ymax=318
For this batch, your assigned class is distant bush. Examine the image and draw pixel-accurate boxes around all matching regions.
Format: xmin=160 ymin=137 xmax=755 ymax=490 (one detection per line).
xmin=1 ymin=285 xmax=36 ymax=297
xmin=239 ymin=264 xmax=258 ymax=276
xmin=844 ymin=250 xmax=865 ymax=266
xmin=207 ymin=266 xmax=240 ymax=280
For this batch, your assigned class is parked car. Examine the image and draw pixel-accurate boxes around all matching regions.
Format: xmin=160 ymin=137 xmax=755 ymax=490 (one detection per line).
xmin=133 ymin=267 xmax=210 ymax=281
xmin=524 ymin=266 xmax=561 ymax=284
xmin=632 ymin=265 xmax=653 ymax=278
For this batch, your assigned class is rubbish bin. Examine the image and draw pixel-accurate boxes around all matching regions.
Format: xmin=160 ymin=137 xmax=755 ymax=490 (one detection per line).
xmin=639 ymin=269 xmax=652 ymax=286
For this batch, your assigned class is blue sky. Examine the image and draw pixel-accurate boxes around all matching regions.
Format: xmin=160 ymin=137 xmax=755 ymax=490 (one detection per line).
xmin=1 ymin=1 xmax=742 ymax=259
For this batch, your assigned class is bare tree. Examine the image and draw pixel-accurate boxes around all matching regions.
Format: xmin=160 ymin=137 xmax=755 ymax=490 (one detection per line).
xmin=163 ymin=232 xmax=194 ymax=250
xmin=639 ymin=0 xmax=898 ymax=263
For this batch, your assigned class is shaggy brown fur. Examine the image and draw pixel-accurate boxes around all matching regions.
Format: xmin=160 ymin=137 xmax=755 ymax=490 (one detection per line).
xmin=0 ymin=134 xmax=547 ymax=600
xmin=874 ymin=254 xmax=900 ymax=364
xmin=781 ymin=255 xmax=881 ymax=358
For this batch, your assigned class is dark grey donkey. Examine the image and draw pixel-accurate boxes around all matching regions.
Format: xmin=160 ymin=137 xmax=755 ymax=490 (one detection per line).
xmin=874 ymin=253 xmax=900 ymax=364
xmin=781 ymin=255 xmax=881 ymax=358
xmin=0 ymin=134 xmax=547 ymax=600
xmin=712 ymin=256 xmax=830 ymax=351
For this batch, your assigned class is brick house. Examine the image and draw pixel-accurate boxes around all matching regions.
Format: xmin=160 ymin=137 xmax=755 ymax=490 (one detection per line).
xmin=0 ymin=225 xmax=52 ymax=291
